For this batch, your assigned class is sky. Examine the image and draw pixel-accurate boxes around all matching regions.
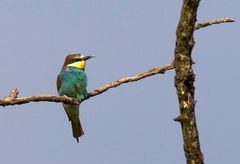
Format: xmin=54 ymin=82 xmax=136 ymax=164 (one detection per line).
xmin=0 ymin=0 xmax=239 ymax=164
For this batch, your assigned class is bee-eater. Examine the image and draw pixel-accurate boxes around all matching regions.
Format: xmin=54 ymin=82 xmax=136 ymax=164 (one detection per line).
xmin=57 ymin=54 xmax=94 ymax=142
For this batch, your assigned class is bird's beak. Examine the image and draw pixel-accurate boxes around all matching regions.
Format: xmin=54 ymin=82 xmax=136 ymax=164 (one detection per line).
xmin=83 ymin=55 xmax=95 ymax=61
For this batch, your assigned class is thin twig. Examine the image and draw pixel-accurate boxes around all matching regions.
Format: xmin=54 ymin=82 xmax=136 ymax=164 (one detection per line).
xmin=194 ymin=18 xmax=234 ymax=30
xmin=0 ymin=63 xmax=174 ymax=107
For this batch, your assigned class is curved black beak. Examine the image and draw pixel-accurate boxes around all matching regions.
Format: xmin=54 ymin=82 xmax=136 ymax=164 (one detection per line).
xmin=83 ymin=55 xmax=95 ymax=61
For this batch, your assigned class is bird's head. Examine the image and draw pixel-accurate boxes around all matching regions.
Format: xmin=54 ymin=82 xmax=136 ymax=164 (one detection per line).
xmin=63 ymin=54 xmax=95 ymax=70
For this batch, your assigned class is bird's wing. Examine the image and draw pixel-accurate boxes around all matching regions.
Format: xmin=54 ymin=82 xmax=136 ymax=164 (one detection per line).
xmin=75 ymin=71 xmax=88 ymax=100
xmin=56 ymin=73 xmax=62 ymax=92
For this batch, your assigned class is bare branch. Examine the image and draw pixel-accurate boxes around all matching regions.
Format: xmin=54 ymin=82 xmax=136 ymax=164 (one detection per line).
xmin=194 ymin=18 xmax=234 ymax=30
xmin=0 ymin=89 xmax=79 ymax=106
xmin=86 ymin=63 xmax=174 ymax=99
xmin=0 ymin=63 xmax=174 ymax=107
xmin=0 ymin=18 xmax=234 ymax=107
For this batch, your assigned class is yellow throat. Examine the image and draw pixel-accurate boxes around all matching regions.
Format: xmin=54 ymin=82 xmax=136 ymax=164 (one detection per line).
xmin=67 ymin=61 xmax=86 ymax=69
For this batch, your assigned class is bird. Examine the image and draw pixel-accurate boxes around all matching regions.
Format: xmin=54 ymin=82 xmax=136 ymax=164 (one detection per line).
xmin=57 ymin=54 xmax=95 ymax=142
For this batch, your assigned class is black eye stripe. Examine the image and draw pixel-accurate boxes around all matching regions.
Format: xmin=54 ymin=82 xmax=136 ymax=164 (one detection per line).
xmin=72 ymin=58 xmax=83 ymax=62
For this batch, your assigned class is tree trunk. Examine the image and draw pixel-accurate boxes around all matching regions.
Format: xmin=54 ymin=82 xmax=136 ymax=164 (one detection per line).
xmin=174 ymin=0 xmax=204 ymax=163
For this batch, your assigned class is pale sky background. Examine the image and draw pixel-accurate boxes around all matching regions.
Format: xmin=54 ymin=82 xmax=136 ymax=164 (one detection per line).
xmin=0 ymin=1 xmax=239 ymax=164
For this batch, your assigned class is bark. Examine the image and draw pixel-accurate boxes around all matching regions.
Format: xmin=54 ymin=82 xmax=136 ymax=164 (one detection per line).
xmin=174 ymin=0 xmax=204 ymax=164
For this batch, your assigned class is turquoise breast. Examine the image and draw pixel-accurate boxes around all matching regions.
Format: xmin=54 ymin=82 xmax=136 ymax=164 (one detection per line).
xmin=58 ymin=67 xmax=88 ymax=100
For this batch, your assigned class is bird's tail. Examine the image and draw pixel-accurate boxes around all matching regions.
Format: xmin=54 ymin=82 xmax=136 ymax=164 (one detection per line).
xmin=63 ymin=104 xmax=84 ymax=142
xmin=71 ymin=119 xmax=84 ymax=142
